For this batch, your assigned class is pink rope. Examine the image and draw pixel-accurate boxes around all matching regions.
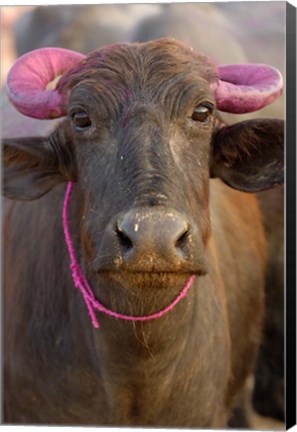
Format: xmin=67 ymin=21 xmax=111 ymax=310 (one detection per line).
xmin=62 ymin=181 xmax=195 ymax=329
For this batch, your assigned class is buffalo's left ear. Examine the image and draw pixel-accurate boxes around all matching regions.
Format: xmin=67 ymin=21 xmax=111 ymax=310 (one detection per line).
xmin=3 ymin=126 xmax=76 ymax=200
xmin=210 ymin=119 xmax=284 ymax=192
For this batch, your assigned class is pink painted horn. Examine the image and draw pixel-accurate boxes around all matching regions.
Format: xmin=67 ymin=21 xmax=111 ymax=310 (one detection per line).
xmin=6 ymin=47 xmax=86 ymax=119
xmin=213 ymin=64 xmax=283 ymax=114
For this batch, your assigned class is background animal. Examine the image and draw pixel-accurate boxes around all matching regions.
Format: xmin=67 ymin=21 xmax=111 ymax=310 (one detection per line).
xmin=14 ymin=4 xmax=161 ymax=55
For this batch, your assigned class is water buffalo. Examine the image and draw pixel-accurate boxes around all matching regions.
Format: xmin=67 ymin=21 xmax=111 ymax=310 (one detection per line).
xmin=3 ymin=38 xmax=284 ymax=427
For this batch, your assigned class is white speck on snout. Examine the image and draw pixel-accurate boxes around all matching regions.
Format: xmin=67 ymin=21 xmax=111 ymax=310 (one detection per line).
xmin=114 ymin=256 xmax=123 ymax=267
xmin=134 ymin=223 xmax=139 ymax=232
xmin=167 ymin=212 xmax=177 ymax=220
xmin=120 ymin=156 xmax=124 ymax=160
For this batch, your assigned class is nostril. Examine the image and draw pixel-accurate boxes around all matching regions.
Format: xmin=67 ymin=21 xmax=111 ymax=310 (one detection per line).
xmin=175 ymin=226 xmax=189 ymax=251
xmin=115 ymin=226 xmax=133 ymax=252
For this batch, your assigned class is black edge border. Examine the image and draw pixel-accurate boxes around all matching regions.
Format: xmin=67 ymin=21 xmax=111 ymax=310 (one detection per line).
xmin=286 ymin=1 xmax=296 ymax=430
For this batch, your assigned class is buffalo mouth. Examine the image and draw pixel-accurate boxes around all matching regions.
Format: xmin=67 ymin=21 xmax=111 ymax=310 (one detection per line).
xmin=96 ymin=269 xmax=200 ymax=293
xmin=94 ymin=256 xmax=208 ymax=278
xmin=90 ymin=258 xmax=207 ymax=313
xmin=94 ymin=259 xmax=208 ymax=291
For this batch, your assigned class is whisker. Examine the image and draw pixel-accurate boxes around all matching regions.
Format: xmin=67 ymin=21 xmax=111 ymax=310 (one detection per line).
xmin=93 ymin=253 xmax=113 ymax=264
xmin=89 ymin=208 xmax=103 ymax=217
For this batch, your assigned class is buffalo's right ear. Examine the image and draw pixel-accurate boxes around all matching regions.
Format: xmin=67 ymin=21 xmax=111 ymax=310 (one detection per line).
xmin=2 ymin=128 xmax=76 ymax=200
xmin=210 ymin=119 xmax=284 ymax=192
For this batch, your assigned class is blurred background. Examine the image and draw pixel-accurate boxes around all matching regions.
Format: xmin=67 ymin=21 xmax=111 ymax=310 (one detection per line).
xmin=1 ymin=2 xmax=285 ymax=122
xmin=1 ymin=3 xmax=286 ymax=430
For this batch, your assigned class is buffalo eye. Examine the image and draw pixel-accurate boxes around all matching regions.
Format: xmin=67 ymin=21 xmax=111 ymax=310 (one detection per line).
xmin=191 ymin=104 xmax=213 ymax=123
xmin=72 ymin=112 xmax=92 ymax=130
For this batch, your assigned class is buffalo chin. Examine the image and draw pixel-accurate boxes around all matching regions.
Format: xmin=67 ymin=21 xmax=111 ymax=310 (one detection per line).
xmin=91 ymin=271 xmax=195 ymax=318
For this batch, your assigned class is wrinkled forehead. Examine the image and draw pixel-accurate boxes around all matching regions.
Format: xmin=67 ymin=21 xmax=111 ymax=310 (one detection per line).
xmin=59 ymin=39 xmax=219 ymax=96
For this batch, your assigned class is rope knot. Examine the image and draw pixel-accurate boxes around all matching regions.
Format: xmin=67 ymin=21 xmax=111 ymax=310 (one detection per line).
xmin=70 ymin=263 xmax=83 ymax=286
xmin=70 ymin=262 xmax=80 ymax=274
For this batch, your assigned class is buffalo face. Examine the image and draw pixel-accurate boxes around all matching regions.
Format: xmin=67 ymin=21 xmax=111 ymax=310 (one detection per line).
xmin=3 ymin=39 xmax=284 ymax=302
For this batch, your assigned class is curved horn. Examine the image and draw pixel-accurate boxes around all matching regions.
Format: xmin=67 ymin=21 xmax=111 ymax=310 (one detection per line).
xmin=7 ymin=47 xmax=86 ymax=119
xmin=212 ymin=64 xmax=283 ymax=114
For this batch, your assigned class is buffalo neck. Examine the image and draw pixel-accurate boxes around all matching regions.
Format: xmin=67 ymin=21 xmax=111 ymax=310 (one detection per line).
xmin=85 ymin=275 xmax=199 ymax=424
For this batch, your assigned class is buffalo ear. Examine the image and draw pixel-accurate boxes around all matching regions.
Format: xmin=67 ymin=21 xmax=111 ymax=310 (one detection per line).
xmin=2 ymin=129 xmax=75 ymax=200
xmin=210 ymin=119 xmax=284 ymax=192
